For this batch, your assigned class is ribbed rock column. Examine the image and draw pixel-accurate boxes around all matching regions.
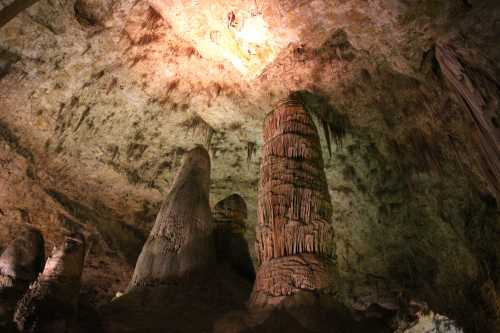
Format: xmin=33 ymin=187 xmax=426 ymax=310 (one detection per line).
xmin=213 ymin=194 xmax=255 ymax=281
xmin=14 ymin=233 xmax=85 ymax=333
xmin=127 ymin=146 xmax=215 ymax=291
xmin=250 ymin=97 xmax=335 ymax=308
xmin=0 ymin=228 xmax=44 ymax=328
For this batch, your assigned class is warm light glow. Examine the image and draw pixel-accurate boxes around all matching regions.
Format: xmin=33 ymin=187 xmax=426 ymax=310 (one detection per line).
xmin=150 ymin=0 xmax=283 ymax=78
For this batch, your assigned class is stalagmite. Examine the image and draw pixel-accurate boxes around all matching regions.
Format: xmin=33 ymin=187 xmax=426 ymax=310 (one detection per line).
xmin=213 ymin=193 xmax=255 ymax=281
xmin=100 ymin=147 xmax=252 ymax=332
xmin=250 ymin=95 xmax=335 ymax=308
xmin=0 ymin=228 xmax=44 ymax=329
xmin=127 ymin=145 xmax=215 ymax=291
xmin=14 ymin=233 xmax=85 ymax=333
xmin=215 ymin=96 xmax=390 ymax=332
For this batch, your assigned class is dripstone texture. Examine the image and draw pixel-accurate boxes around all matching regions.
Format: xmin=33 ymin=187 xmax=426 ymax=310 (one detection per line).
xmin=0 ymin=228 xmax=44 ymax=329
xmin=1 ymin=0 xmax=500 ymax=332
xmin=250 ymin=97 xmax=335 ymax=308
xmin=100 ymin=147 xmax=252 ymax=333
xmin=127 ymin=146 xmax=215 ymax=290
xmin=14 ymin=233 xmax=86 ymax=333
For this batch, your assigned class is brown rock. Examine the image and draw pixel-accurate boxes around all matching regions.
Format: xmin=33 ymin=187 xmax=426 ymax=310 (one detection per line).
xmin=127 ymin=146 xmax=215 ymax=291
xmin=213 ymin=194 xmax=255 ymax=281
xmin=0 ymin=228 xmax=44 ymax=329
xmin=100 ymin=147 xmax=252 ymax=332
xmin=14 ymin=233 xmax=86 ymax=333
xmin=251 ymin=96 xmax=335 ymax=308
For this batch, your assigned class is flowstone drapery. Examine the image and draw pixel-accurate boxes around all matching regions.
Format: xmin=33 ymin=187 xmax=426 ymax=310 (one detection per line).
xmin=250 ymin=97 xmax=335 ymax=308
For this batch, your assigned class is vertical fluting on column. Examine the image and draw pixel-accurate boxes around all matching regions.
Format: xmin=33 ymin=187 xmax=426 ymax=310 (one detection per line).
xmin=127 ymin=146 xmax=215 ymax=291
xmin=213 ymin=194 xmax=255 ymax=281
xmin=14 ymin=233 xmax=86 ymax=333
xmin=0 ymin=228 xmax=44 ymax=328
xmin=250 ymin=96 xmax=335 ymax=308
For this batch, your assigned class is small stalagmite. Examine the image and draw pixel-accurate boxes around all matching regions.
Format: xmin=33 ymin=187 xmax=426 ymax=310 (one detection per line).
xmin=213 ymin=193 xmax=255 ymax=281
xmin=14 ymin=233 xmax=86 ymax=333
xmin=0 ymin=228 xmax=44 ymax=328
xmin=250 ymin=95 xmax=335 ymax=308
xmin=127 ymin=145 xmax=215 ymax=291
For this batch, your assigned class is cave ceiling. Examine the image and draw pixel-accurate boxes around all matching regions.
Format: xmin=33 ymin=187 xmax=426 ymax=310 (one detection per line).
xmin=0 ymin=0 xmax=500 ymax=330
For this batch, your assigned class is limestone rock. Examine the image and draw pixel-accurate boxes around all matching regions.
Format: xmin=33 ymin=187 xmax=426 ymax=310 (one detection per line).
xmin=127 ymin=146 xmax=215 ymax=291
xmin=213 ymin=193 xmax=255 ymax=281
xmin=14 ymin=233 xmax=86 ymax=333
xmin=0 ymin=228 xmax=44 ymax=329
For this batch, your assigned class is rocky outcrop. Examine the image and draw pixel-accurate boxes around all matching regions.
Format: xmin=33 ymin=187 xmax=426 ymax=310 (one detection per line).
xmin=14 ymin=233 xmax=85 ymax=333
xmin=127 ymin=146 xmax=215 ymax=291
xmin=0 ymin=228 xmax=44 ymax=329
xmin=213 ymin=193 xmax=255 ymax=281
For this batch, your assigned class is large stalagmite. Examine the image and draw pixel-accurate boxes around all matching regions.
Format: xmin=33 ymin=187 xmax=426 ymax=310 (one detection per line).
xmin=215 ymin=96 xmax=391 ymax=333
xmin=0 ymin=228 xmax=44 ymax=329
xmin=127 ymin=145 xmax=215 ymax=291
xmin=250 ymin=96 xmax=335 ymax=308
xmin=14 ymin=233 xmax=85 ymax=333
xmin=100 ymin=147 xmax=251 ymax=332
xmin=213 ymin=193 xmax=255 ymax=281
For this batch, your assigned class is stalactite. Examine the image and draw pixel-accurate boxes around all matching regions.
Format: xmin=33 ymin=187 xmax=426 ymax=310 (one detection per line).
xmin=127 ymin=146 xmax=215 ymax=291
xmin=250 ymin=94 xmax=335 ymax=308
xmin=0 ymin=228 xmax=44 ymax=329
xmin=284 ymin=90 xmax=348 ymax=157
xmin=435 ymin=43 xmax=500 ymax=198
xmin=14 ymin=233 xmax=85 ymax=333
xmin=213 ymin=194 xmax=255 ymax=281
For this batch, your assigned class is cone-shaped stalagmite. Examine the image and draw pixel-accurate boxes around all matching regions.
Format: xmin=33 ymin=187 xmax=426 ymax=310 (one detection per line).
xmin=101 ymin=146 xmax=252 ymax=332
xmin=0 ymin=228 xmax=44 ymax=328
xmin=250 ymin=96 xmax=335 ymax=308
xmin=213 ymin=194 xmax=255 ymax=281
xmin=127 ymin=146 xmax=215 ymax=291
xmin=14 ymin=233 xmax=85 ymax=333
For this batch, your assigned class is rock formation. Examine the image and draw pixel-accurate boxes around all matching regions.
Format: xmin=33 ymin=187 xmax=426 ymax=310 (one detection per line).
xmin=100 ymin=146 xmax=251 ymax=332
xmin=14 ymin=233 xmax=85 ymax=333
xmin=213 ymin=193 xmax=255 ymax=281
xmin=215 ymin=97 xmax=391 ymax=333
xmin=127 ymin=145 xmax=215 ymax=291
xmin=250 ymin=96 xmax=335 ymax=308
xmin=0 ymin=228 xmax=44 ymax=329
xmin=0 ymin=0 xmax=40 ymax=28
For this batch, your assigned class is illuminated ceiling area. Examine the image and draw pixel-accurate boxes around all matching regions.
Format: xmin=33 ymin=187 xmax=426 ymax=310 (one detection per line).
xmin=149 ymin=0 xmax=333 ymax=78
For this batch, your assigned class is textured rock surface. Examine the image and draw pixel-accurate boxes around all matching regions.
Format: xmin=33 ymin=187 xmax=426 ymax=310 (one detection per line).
xmin=101 ymin=149 xmax=252 ymax=333
xmin=250 ymin=98 xmax=335 ymax=310
xmin=127 ymin=146 xmax=214 ymax=290
xmin=14 ymin=233 xmax=86 ymax=333
xmin=213 ymin=193 xmax=255 ymax=281
xmin=0 ymin=228 xmax=44 ymax=329
xmin=0 ymin=0 xmax=499 ymax=331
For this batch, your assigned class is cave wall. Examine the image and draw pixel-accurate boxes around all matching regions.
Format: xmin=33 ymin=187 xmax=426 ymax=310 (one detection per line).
xmin=0 ymin=0 xmax=499 ymax=331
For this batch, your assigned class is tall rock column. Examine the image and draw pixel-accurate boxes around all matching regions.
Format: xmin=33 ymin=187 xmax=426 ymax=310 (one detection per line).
xmin=213 ymin=193 xmax=255 ymax=281
xmin=0 ymin=228 xmax=44 ymax=328
xmin=250 ymin=96 xmax=335 ymax=308
xmin=127 ymin=146 xmax=215 ymax=291
xmin=14 ymin=233 xmax=86 ymax=333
